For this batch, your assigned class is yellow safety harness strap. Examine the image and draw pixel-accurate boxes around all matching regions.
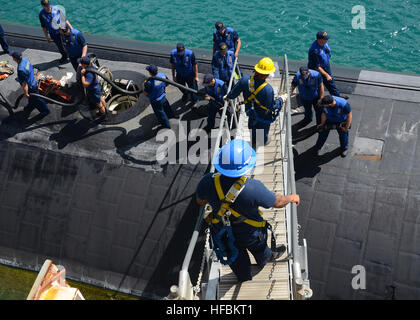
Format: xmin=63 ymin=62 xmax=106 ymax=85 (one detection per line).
xmin=212 ymin=173 xmax=266 ymax=228
xmin=243 ymin=76 xmax=269 ymax=112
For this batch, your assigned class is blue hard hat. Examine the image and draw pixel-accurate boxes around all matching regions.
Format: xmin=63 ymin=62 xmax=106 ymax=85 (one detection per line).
xmin=213 ymin=139 xmax=257 ymax=177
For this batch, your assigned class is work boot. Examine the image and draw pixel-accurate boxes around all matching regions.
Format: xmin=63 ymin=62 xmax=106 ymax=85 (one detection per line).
xmin=271 ymin=244 xmax=287 ymax=260
xmin=341 ymin=149 xmax=348 ymax=157
xmin=181 ymin=94 xmax=189 ymax=102
xmin=59 ymin=56 xmax=68 ymax=64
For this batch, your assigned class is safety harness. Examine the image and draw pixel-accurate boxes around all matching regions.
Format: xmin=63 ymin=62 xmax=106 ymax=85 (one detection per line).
xmin=210 ymin=173 xmax=278 ymax=265
xmin=243 ymin=76 xmax=269 ymax=112
xmin=243 ymin=76 xmax=282 ymax=124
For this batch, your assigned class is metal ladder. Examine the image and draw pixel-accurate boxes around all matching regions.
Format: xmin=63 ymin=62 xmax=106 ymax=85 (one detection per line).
xmin=169 ymin=55 xmax=312 ymax=301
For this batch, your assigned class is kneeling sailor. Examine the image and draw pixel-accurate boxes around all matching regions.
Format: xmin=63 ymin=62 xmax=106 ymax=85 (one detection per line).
xmin=79 ymin=56 xmax=106 ymax=116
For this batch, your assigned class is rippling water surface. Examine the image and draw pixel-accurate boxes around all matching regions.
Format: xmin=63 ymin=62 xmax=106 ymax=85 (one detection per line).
xmin=1 ymin=0 xmax=419 ymax=74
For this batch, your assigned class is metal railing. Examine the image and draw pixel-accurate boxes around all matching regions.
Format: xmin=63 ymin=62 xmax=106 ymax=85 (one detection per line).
xmin=174 ymin=57 xmax=242 ymax=300
xmin=171 ymin=55 xmax=312 ymax=300
xmin=281 ymin=55 xmax=312 ymax=299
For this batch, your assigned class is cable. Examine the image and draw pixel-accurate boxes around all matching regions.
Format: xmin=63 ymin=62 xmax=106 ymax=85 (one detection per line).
xmin=14 ymin=92 xmax=85 ymax=109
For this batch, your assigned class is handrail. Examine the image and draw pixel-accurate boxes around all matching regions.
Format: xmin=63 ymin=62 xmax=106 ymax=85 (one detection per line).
xmin=282 ymin=54 xmax=312 ymax=299
xmin=174 ymin=55 xmax=312 ymax=300
xmin=176 ymin=57 xmax=241 ymax=300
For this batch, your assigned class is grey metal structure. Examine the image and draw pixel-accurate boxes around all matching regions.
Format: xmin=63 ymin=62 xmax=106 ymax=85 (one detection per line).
xmin=2 ymin=22 xmax=420 ymax=299
xmin=174 ymin=55 xmax=311 ymax=300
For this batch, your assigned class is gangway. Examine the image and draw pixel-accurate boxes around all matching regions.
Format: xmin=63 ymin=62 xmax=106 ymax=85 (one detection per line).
xmin=169 ymin=55 xmax=312 ymax=300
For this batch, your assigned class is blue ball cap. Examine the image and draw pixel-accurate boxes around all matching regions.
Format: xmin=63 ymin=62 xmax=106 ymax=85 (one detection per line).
xmin=215 ymin=21 xmax=224 ymax=30
xmin=321 ymin=95 xmax=334 ymax=105
xmin=77 ymin=56 xmax=90 ymax=65
xmin=213 ymin=139 xmax=257 ymax=177
xmin=146 ymin=64 xmax=158 ymax=74
xmin=299 ymin=66 xmax=310 ymax=79
xmin=219 ymin=42 xmax=228 ymax=52
xmin=11 ymin=51 xmax=22 ymax=60
xmin=203 ymin=73 xmax=214 ymax=84
xmin=176 ymin=42 xmax=185 ymax=52
xmin=41 ymin=0 xmax=51 ymax=6
xmin=316 ymin=31 xmax=330 ymax=40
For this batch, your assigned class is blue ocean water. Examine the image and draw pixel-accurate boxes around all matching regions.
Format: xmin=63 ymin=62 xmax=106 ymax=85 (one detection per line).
xmin=1 ymin=1 xmax=420 ymax=73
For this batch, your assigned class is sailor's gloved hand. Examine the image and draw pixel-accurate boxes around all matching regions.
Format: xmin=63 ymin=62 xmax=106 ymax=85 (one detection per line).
xmin=317 ymin=124 xmax=324 ymax=132
xmin=280 ymin=93 xmax=288 ymax=104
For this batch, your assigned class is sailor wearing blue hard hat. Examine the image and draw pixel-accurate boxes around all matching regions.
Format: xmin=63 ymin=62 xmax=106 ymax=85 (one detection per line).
xmin=196 ymin=139 xmax=300 ymax=281
xmin=211 ymin=42 xmax=235 ymax=85
xmin=225 ymin=57 xmax=287 ymax=147
xmin=0 ymin=24 xmax=10 ymax=54
xmin=170 ymin=43 xmax=199 ymax=106
xmin=291 ymin=66 xmax=325 ymax=126
xmin=143 ymin=64 xmax=177 ymax=129
xmin=308 ymin=31 xmax=348 ymax=99
xmin=79 ymin=56 xmax=106 ymax=117
xmin=213 ymin=21 xmax=241 ymax=57
xmin=11 ymin=51 xmax=50 ymax=117
xmin=315 ymin=95 xmax=352 ymax=157
xmin=202 ymin=73 xmax=229 ymax=131
xmin=39 ymin=0 xmax=73 ymax=63
xmin=59 ymin=25 xmax=87 ymax=71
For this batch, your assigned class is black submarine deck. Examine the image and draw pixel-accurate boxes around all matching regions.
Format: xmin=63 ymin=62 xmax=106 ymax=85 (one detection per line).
xmin=1 ymin=22 xmax=420 ymax=299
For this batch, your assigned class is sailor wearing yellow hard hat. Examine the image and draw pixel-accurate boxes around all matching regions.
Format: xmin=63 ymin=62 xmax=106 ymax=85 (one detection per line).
xmin=224 ymin=57 xmax=287 ymax=147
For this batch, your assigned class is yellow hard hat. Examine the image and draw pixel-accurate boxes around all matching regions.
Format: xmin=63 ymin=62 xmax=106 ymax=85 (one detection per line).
xmin=254 ymin=57 xmax=276 ymax=74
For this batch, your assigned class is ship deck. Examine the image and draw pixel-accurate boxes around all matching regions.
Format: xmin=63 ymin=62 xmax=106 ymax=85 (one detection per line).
xmin=1 ymin=27 xmax=420 ymax=299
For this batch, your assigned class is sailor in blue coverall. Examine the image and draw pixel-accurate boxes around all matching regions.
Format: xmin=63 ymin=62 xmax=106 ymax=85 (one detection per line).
xmin=315 ymin=95 xmax=352 ymax=157
xmin=59 ymin=26 xmax=87 ymax=71
xmin=291 ymin=66 xmax=324 ymax=125
xmin=211 ymin=42 xmax=235 ymax=85
xmin=0 ymin=24 xmax=10 ymax=54
xmin=170 ymin=43 xmax=199 ymax=105
xmin=39 ymin=0 xmax=72 ymax=63
xmin=213 ymin=21 xmax=241 ymax=57
xmin=143 ymin=64 xmax=176 ymax=129
xmin=79 ymin=56 xmax=106 ymax=116
xmin=202 ymin=73 xmax=229 ymax=131
xmin=308 ymin=31 xmax=348 ymax=99
xmin=196 ymin=139 xmax=300 ymax=282
xmin=225 ymin=57 xmax=286 ymax=147
xmin=12 ymin=51 xmax=50 ymax=116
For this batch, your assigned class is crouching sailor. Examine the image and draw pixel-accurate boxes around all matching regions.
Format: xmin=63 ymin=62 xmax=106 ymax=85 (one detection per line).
xmin=79 ymin=56 xmax=106 ymax=117
xmin=12 ymin=51 xmax=50 ymax=117
xmin=202 ymin=73 xmax=229 ymax=132
xmin=195 ymin=139 xmax=300 ymax=282
xmin=143 ymin=64 xmax=177 ymax=129
xmin=315 ymin=95 xmax=352 ymax=157
xmin=225 ymin=57 xmax=287 ymax=147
